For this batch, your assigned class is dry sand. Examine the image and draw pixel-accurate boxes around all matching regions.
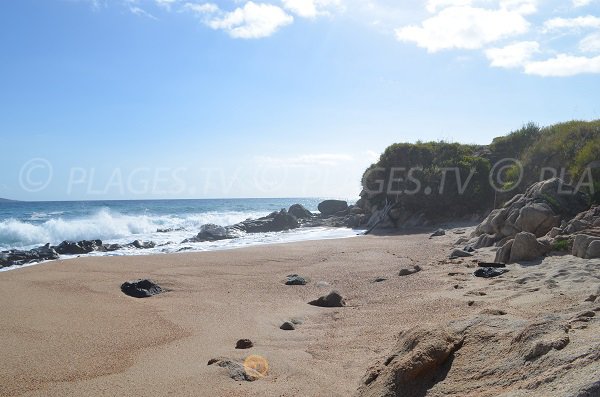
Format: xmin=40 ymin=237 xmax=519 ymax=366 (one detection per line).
xmin=0 ymin=228 xmax=598 ymax=396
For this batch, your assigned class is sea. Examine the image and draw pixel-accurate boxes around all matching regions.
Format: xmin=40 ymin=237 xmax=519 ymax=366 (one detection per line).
xmin=0 ymin=198 xmax=358 ymax=271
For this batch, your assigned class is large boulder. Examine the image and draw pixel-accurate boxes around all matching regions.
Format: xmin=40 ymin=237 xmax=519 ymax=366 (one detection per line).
xmin=468 ymin=178 xmax=590 ymax=249
xmin=288 ymin=204 xmax=313 ymax=219
xmin=572 ymin=234 xmax=600 ymax=259
xmin=494 ymin=232 xmax=550 ymax=263
xmin=318 ymin=200 xmax=348 ymax=216
xmin=229 ymin=209 xmax=299 ymax=234
xmin=183 ymin=223 xmax=236 ymax=243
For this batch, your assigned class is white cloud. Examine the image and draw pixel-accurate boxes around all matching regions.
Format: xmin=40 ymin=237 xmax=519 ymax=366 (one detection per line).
xmin=572 ymin=0 xmax=593 ymax=7
xmin=426 ymin=0 xmax=474 ymax=13
xmin=129 ymin=6 xmax=158 ymax=20
xmin=256 ymin=153 xmax=353 ymax=166
xmin=579 ymin=32 xmax=600 ymax=52
xmin=485 ymin=41 xmax=540 ymax=68
xmin=395 ymin=6 xmax=530 ymax=52
xmin=543 ymin=15 xmax=600 ymax=31
xmin=184 ymin=2 xmax=218 ymax=14
xmin=499 ymin=0 xmax=537 ymax=15
xmin=155 ymin=0 xmax=177 ymax=10
xmin=525 ymin=53 xmax=600 ymax=76
xmin=205 ymin=2 xmax=294 ymax=39
xmin=282 ymin=0 xmax=342 ymax=18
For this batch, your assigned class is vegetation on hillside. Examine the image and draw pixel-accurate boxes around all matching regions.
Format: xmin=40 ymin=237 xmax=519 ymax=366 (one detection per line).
xmin=360 ymin=120 xmax=600 ymax=219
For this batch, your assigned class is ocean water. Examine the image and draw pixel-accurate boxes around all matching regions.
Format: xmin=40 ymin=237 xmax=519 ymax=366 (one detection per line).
xmin=0 ymin=198 xmax=358 ymax=269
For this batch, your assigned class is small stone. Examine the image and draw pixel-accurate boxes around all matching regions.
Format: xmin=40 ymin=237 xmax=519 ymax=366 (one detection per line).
xmin=309 ymin=291 xmax=345 ymax=307
xmin=450 ymin=249 xmax=473 ymax=259
xmin=468 ymin=300 xmax=475 ymax=306
xmin=430 ymin=229 xmax=446 ymax=238
xmin=474 ymin=267 xmax=509 ymax=278
xmin=584 ymin=295 xmax=597 ymax=303
xmin=280 ymin=321 xmax=296 ymax=330
xmin=399 ymin=265 xmax=422 ymax=276
xmin=120 ymin=279 xmax=162 ymax=298
xmin=235 ymin=339 xmax=254 ymax=349
xmin=285 ymin=274 xmax=307 ymax=285
xmin=373 ymin=277 xmax=388 ymax=283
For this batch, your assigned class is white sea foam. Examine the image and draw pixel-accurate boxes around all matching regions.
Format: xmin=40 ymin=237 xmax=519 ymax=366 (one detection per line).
xmin=0 ymin=208 xmax=269 ymax=251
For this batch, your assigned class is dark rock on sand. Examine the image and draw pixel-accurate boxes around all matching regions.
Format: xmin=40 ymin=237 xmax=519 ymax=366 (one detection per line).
xmin=309 ymin=291 xmax=345 ymax=307
xmin=398 ymin=265 xmax=422 ymax=276
xmin=285 ymin=274 xmax=307 ymax=285
xmin=474 ymin=267 xmax=509 ymax=278
xmin=280 ymin=321 xmax=296 ymax=330
xmin=120 ymin=279 xmax=163 ymax=298
xmin=288 ymin=204 xmax=313 ymax=219
xmin=318 ymin=200 xmax=348 ymax=216
xmin=235 ymin=339 xmax=254 ymax=349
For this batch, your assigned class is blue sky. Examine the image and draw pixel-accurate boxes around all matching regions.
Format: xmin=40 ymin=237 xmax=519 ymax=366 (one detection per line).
xmin=1 ymin=0 xmax=599 ymax=201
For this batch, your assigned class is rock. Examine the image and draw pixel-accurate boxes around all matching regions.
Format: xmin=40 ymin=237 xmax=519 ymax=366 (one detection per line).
xmin=450 ymin=249 xmax=473 ymax=259
xmin=508 ymin=232 xmax=550 ymax=263
xmin=120 ymin=279 xmax=163 ymax=298
xmin=430 ymin=228 xmax=446 ymax=238
xmin=285 ymin=274 xmax=307 ymax=286
xmin=308 ymin=291 xmax=345 ymax=307
xmin=471 ymin=178 xmax=590 ymax=249
xmin=564 ymin=206 xmax=600 ymax=234
xmin=0 ymin=244 xmax=60 ymax=268
xmin=207 ymin=356 xmax=266 ymax=381
xmin=129 ymin=240 xmax=156 ymax=249
xmin=103 ymin=243 xmax=122 ymax=252
xmin=398 ymin=265 xmax=422 ymax=276
xmin=474 ymin=267 xmax=509 ymax=278
xmin=357 ymin=325 xmax=463 ymax=397
xmin=494 ymin=239 xmax=514 ymax=264
xmin=288 ymin=204 xmax=313 ymax=219
xmin=572 ymin=234 xmax=600 ymax=259
xmin=54 ymin=239 xmax=103 ymax=255
xmin=182 ymin=223 xmax=236 ymax=243
xmin=229 ymin=209 xmax=299 ymax=233
xmin=235 ymin=339 xmax=254 ymax=349
xmin=373 ymin=277 xmax=387 ymax=283
xmin=317 ymin=200 xmax=348 ymax=216
xmin=280 ymin=321 xmax=295 ymax=330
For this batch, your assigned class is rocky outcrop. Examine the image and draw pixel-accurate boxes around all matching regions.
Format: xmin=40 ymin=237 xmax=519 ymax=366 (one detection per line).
xmin=54 ymin=239 xmax=104 ymax=255
xmin=468 ymin=178 xmax=590 ymax=250
xmin=0 ymin=244 xmax=59 ymax=268
xmin=288 ymin=204 xmax=313 ymax=219
xmin=318 ymin=200 xmax=348 ymax=216
xmin=357 ymin=312 xmax=598 ymax=397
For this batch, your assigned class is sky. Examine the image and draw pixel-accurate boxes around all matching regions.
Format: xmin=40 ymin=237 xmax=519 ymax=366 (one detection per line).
xmin=0 ymin=0 xmax=599 ymax=201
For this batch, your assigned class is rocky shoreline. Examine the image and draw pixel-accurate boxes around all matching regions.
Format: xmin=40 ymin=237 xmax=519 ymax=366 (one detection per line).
xmin=0 ymin=199 xmax=367 ymax=269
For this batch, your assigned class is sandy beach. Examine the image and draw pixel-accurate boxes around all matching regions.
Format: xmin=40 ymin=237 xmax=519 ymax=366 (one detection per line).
xmin=1 ymin=228 xmax=599 ymax=397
